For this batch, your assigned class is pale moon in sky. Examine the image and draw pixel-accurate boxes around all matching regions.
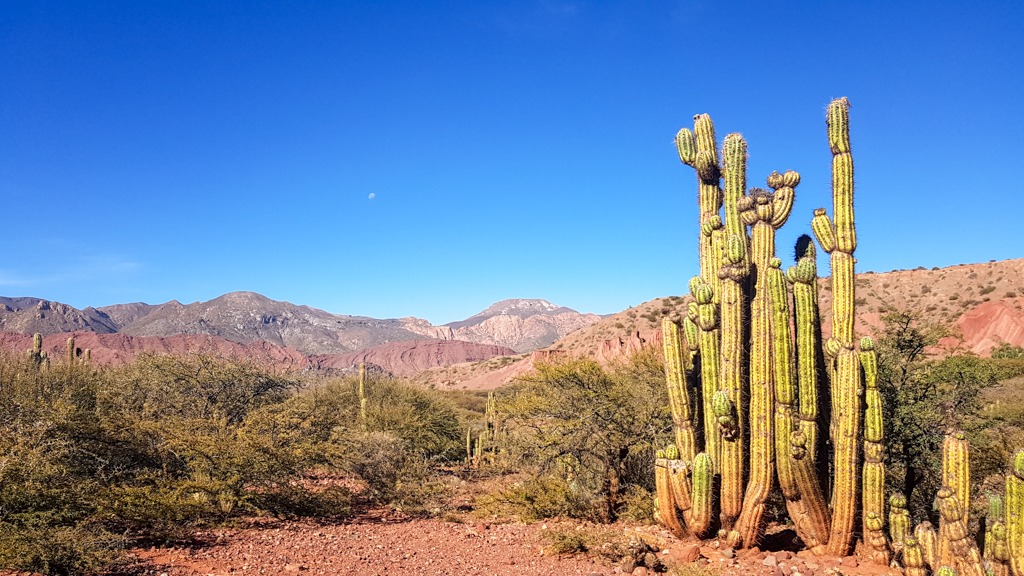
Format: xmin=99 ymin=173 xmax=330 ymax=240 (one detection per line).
xmin=368 ymin=193 xmax=376 ymax=200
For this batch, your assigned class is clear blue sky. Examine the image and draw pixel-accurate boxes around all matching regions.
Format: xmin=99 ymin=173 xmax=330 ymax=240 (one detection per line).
xmin=2 ymin=1 xmax=1022 ymax=324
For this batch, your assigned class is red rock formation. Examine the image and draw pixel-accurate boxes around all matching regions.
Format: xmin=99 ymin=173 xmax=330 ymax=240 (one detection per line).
xmin=951 ymin=298 xmax=1024 ymax=355
xmin=595 ymin=329 xmax=662 ymax=364
xmin=0 ymin=331 xmax=307 ymax=368
xmin=309 ymin=339 xmax=516 ymax=377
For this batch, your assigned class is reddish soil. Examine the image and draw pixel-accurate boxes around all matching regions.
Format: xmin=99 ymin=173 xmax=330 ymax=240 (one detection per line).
xmin=131 ymin=514 xmax=610 ymax=576
xmin=127 ymin=512 xmax=902 ymax=576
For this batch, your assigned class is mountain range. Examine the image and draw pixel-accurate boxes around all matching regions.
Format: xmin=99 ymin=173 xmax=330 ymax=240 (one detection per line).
xmin=3 ymin=258 xmax=1024 ymax=388
xmin=0 ymin=294 xmax=600 ymax=375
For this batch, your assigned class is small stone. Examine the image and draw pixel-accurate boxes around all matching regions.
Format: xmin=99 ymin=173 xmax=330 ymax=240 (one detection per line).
xmin=632 ymin=568 xmax=649 ymax=576
xmin=643 ymin=552 xmax=659 ymax=569
xmin=840 ymin=556 xmax=859 ymax=568
xmin=806 ymin=562 xmax=820 ymax=571
xmin=776 ymin=551 xmax=793 ymax=560
xmin=772 ymin=569 xmax=786 ymax=576
xmin=721 ymin=548 xmax=735 ymax=559
xmin=763 ymin=555 xmax=779 ymax=567
xmin=673 ymin=543 xmax=701 ymax=563
xmin=620 ymin=559 xmax=637 ymax=573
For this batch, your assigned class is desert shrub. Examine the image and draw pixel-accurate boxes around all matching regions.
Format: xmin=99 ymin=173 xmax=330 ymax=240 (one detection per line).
xmin=991 ymin=342 xmax=1024 ymax=360
xmin=479 ymin=474 xmax=595 ymax=521
xmin=980 ymin=285 xmax=997 ymax=296
xmin=876 ymin=312 xmax=1001 ymax=519
xmin=0 ymin=352 xmax=464 ymax=574
xmin=493 ymin=349 xmax=671 ymax=522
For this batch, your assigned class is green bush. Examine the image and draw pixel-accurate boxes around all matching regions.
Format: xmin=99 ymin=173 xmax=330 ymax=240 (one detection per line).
xmin=0 ymin=352 xmax=465 ymax=574
xmin=492 ymin=349 xmax=671 ymax=522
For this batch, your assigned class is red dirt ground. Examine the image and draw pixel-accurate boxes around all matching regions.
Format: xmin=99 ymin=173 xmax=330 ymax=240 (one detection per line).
xmin=126 ymin=511 xmax=903 ymax=576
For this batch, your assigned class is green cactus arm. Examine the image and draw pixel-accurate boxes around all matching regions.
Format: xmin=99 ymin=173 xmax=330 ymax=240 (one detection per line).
xmin=717 ymin=258 xmax=746 ymax=535
xmin=943 ymin=433 xmax=972 ymax=528
xmin=904 ymin=537 xmax=929 ymax=576
xmin=772 ymin=258 xmax=799 ymax=504
xmin=1005 ymin=452 xmax=1024 ymax=576
xmin=916 ymin=521 xmax=940 ymax=570
xmin=827 ymin=347 xmax=862 ymax=556
xmin=721 ymin=133 xmax=747 ymax=247
xmin=936 ymin=487 xmax=986 ymax=576
xmin=890 ymin=494 xmax=911 ymax=550
xmin=864 ymin=512 xmax=890 ymax=565
xmin=691 ymin=278 xmax=722 ymax=470
xmin=811 ymin=209 xmax=836 ymax=254
xmin=788 ymin=429 xmax=831 ymax=552
xmin=767 ymin=170 xmax=798 ymax=229
xmin=788 ymin=253 xmax=821 ymax=463
xmin=823 ymin=97 xmax=862 ymax=557
xmin=736 ymin=195 xmax=780 ymax=547
xmin=717 ymin=155 xmax=749 ymax=537
xmin=662 ymin=318 xmax=697 ymax=463
xmin=987 ymin=495 xmax=1005 ymax=563
xmin=861 ymin=337 xmax=888 ymax=563
xmin=770 ymin=259 xmax=830 ymax=552
xmin=683 ymin=452 xmax=714 ymax=537
xmin=676 ymin=128 xmax=696 ymax=166
xmin=655 ymin=458 xmax=687 ymax=538
xmin=939 ymin=433 xmax=971 ymax=570
xmin=668 ymin=459 xmax=692 ymax=513
xmin=689 ymin=115 xmax=724 ymax=290
xmin=828 ymin=98 xmax=856 ymax=254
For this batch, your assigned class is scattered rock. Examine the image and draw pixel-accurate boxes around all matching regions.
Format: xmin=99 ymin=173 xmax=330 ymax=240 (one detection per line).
xmin=776 ymin=550 xmax=793 ymax=560
xmin=840 ymin=556 xmax=859 ymax=568
xmin=763 ymin=555 xmax=779 ymax=567
xmin=721 ymin=548 xmax=736 ymax=559
xmin=631 ymin=567 xmax=649 ymax=576
xmin=672 ymin=543 xmax=701 ymax=563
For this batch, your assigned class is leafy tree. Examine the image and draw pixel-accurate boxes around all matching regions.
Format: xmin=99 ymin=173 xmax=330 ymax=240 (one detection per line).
xmin=876 ymin=311 xmax=998 ymax=517
xmin=499 ymin=349 xmax=671 ymax=521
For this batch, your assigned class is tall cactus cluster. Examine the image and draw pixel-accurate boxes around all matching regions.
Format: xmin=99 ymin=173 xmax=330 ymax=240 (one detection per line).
xmin=25 ymin=332 xmax=90 ymax=368
xmin=655 ymin=97 xmax=868 ymax=553
xmin=654 ymin=98 xmax=1024 ymax=572
xmin=468 ymin=391 xmax=502 ymax=467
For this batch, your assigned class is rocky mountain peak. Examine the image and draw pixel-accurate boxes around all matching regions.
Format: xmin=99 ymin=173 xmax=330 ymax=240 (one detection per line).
xmin=477 ymin=298 xmax=563 ymax=317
